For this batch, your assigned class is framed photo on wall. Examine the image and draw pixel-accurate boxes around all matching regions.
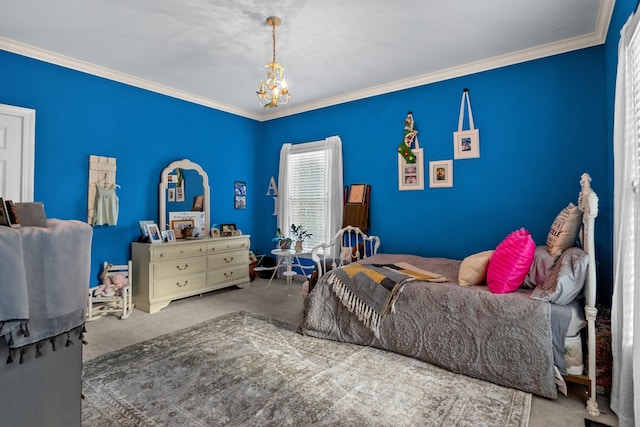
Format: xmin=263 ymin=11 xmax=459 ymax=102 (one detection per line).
xmin=234 ymin=195 xmax=246 ymax=209
xmin=176 ymin=184 xmax=185 ymax=202
xmin=453 ymin=129 xmax=480 ymax=159
xmin=398 ymin=149 xmax=424 ymax=191
xmin=429 ymin=160 xmax=453 ymax=188
xmin=234 ymin=181 xmax=246 ymax=195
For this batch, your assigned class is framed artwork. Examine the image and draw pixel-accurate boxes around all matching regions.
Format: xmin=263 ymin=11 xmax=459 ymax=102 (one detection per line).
xmin=0 ymin=198 xmax=9 ymax=226
xmin=398 ymin=148 xmax=424 ymax=191
xmin=347 ymin=184 xmax=366 ymax=203
xmin=145 ymin=223 xmax=162 ymax=243
xmin=192 ymin=194 xmax=204 ymax=211
xmin=176 ymin=185 xmax=185 ymax=202
xmin=168 ymin=188 xmax=176 ymax=202
xmin=167 ymin=174 xmax=177 ymax=183
xmin=166 ymin=229 xmax=176 ymax=242
xmin=220 ymin=223 xmax=236 ymax=237
xmin=453 ymin=129 xmax=480 ymax=159
xmin=429 ymin=160 xmax=453 ymax=188
xmin=171 ymin=219 xmax=195 ymax=239
xmin=234 ymin=195 xmax=246 ymax=209
xmin=234 ymin=181 xmax=246 ymax=195
xmin=138 ymin=220 xmax=155 ymax=237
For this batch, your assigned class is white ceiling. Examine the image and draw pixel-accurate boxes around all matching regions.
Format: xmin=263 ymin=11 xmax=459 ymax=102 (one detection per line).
xmin=0 ymin=0 xmax=613 ymax=121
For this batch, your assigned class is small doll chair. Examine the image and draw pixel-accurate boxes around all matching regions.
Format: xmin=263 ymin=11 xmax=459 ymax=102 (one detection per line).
xmin=86 ymin=261 xmax=134 ymax=320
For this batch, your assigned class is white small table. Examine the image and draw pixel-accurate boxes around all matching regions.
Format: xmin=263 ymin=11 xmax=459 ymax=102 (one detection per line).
xmin=264 ymin=248 xmax=314 ymax=296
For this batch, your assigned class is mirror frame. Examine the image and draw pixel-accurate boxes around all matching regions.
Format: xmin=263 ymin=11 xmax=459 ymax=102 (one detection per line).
xmin=159 ymin=159 xmax=210 ymax=235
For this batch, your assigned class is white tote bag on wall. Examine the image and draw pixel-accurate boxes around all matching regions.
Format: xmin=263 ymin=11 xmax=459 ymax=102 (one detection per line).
xmin=453 ymin=89 xmax=480 ymax=159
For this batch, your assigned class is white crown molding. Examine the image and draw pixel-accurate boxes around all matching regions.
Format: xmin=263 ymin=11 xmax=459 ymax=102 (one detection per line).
xmin=0 ymin=37 xmax=263 ymax=121
xmin=263 ymin=0 xmax=615 ymax=121
xmin=1 ymin=0 xmax=614 ymax=123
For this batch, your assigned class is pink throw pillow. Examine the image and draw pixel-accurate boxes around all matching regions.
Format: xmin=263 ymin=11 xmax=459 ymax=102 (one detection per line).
xmin=487 ymin=228 xmax=536 ymax=294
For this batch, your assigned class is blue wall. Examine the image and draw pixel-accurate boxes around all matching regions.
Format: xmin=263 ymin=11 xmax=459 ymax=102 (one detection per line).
xmin=3 ymin=1 xmax=633 ymax=303
xmin=260 ymin=47 xmax=611 ymax=301
xmin=0 ymin=51 xmax=262 ymax=284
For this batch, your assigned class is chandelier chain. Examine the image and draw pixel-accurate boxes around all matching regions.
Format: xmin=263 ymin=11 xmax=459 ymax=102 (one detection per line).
xmin=256 ymin=15 xmax=290 ymax=108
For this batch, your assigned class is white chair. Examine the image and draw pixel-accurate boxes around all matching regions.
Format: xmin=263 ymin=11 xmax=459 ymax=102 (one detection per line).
xmin=86 ymin=261 xmax=133 ymax=320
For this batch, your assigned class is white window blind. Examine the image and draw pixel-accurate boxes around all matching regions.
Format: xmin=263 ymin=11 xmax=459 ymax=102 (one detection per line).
xmin=286 ymin=150 xmax=326 ymax=249
xmin=631 ymin=24 xmax=640 ymax=193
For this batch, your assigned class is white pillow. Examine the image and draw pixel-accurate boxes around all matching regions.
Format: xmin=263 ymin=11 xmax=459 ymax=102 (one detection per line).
xmin=546 ymin=203 xmax=583 ymax=256
xmin=531 ymin=247 xmax=589 ymax=305
xmin=458 ymin=250 xmax=494 ymax=286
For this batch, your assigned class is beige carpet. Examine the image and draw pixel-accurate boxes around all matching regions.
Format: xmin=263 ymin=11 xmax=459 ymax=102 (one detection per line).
xmin=82 ymin=311 xmax=531 ymax=426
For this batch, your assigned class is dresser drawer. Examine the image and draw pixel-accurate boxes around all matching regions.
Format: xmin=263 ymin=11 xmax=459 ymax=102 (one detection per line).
xmin=207 ymin=238 xmax=249 ymax=254
xmin=151 ymin=243 xmax=206 ymax=261
xmin=207 ymin=265 xmax=248 ymax=286
xmin=153 ymin=257 xmax=206 ymax=279
xmin=207 ymin=250 xmax=248 ymax=270
xmin=154 ymin=272 xmax=207 ymax=299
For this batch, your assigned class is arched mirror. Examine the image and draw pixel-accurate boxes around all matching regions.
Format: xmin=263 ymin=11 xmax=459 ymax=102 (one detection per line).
xmin=159 ymin=159 xmax=210 ymax=237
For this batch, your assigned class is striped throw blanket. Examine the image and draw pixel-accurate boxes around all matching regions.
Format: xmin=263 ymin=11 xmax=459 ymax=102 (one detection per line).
xmin=327 ymin=262 xmax=446 ymax=337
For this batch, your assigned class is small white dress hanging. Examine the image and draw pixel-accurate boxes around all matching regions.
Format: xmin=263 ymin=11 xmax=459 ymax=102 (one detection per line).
xmin=453 ymin=89 xmax=480 ymax=159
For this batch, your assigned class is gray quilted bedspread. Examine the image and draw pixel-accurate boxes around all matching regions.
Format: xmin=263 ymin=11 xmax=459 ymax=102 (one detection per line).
xmin=298 ymin=253 xmax=558 ymax=399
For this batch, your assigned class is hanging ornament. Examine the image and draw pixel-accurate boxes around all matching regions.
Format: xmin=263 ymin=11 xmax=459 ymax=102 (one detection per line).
xmin=397 ymin=111 xmax=419 ymax=163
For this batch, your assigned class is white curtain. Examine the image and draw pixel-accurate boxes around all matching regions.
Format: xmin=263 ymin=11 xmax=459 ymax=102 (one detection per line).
xmin=276 ymin=136 xmax=343 ymax=244
xmin=611 ymin=12 xmax=640 ymax=427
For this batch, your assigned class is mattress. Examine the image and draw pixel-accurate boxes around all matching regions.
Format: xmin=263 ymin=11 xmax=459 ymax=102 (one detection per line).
xmin=563 ymin=300 xmax=586 ymax=375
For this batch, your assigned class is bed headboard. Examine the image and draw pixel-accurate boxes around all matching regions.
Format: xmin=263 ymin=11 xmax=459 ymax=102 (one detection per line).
xmin=577 ymin=173 xmax=599 ymax=309
xmin=311 ymin=225 xmax=381 ymax=278
xmin=576 ymin=172 xmax=600 ymax=416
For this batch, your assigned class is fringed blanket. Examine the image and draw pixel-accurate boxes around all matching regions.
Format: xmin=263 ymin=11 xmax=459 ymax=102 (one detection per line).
xmin=0 ymin=219 xmax=92 ymax=365
xmin=327 ymin=262 xmax=445 ymax=337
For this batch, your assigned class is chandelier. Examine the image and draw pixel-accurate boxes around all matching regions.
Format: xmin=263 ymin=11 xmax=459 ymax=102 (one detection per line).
xmin=256 ymin=16 xmax=290 ymax=108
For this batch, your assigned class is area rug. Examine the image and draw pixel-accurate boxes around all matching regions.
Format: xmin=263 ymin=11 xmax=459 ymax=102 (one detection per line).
xmin=82 ymin=311 xmax=531 ymax=426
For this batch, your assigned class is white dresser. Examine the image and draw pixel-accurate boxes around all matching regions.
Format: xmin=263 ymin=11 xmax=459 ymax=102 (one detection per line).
xmin=131 ymin=235 xmax=250 ymax=313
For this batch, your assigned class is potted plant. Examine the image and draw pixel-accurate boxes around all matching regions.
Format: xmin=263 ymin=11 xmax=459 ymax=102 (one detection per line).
xmin=273 ymin=227 xmax=292 ymax=250
xmin=290 ymin=224 xmax=312 ymax=252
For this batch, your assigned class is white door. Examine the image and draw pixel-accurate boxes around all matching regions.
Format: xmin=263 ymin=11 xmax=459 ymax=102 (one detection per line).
xmin=0 ymin=103 xmax=35 ymax=202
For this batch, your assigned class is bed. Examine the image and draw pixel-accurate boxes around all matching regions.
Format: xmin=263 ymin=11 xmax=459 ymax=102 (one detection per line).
xmin=298 ymin=173 xmax=600 ymax=416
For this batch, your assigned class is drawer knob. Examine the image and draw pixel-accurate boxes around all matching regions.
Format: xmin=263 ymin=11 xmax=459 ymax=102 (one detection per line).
xmin=224 ymin=256 xmax=234 ymax=263
xmin=160 ymin=253 xmax=165 ymax=258
xmin=176 ymin=264 xmax=189 ymax=271
xmin=224 ymin=271 xmax=234 ymax=278
xmin=176 ymin=280 xmax=188 ymax=288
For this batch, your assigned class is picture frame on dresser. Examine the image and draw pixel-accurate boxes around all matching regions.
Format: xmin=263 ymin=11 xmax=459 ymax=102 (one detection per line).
xmin=145 ymin=223 xmax=162 ymax=243
xmin=171 ymin=219 xmax=195 ymax=239
xmin=220 ymin=223 xmax=236 ymax=237
xmin=0 ymin=198 xmax=9 ymax=226
xmin=138 ymin=220 xmax=154 ymax=237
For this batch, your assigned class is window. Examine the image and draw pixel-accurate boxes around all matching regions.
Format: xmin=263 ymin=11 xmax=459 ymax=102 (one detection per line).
xmin=276 ymin=136 xmax=343 ymax=251
xmin=611 ymin=11 xmax=640 ymax=423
